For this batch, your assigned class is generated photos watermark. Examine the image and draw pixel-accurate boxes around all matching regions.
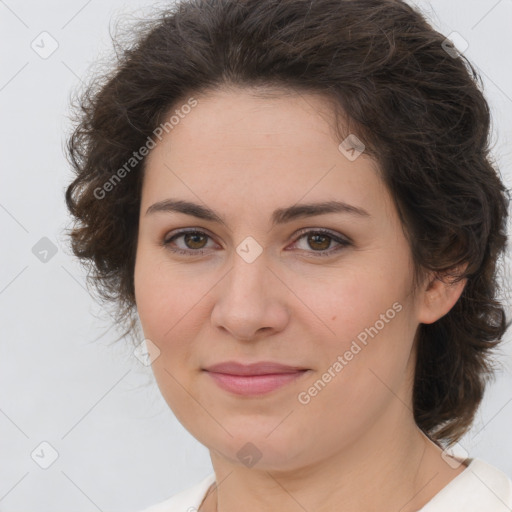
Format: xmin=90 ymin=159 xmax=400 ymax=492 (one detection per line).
xmin=297 ymin=301 xmax=403 ymax=404
xmin=93 ymin=97 xmax=198 ymax=200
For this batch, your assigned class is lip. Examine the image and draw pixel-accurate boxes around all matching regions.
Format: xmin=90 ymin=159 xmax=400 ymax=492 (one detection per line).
xmin=203 ymin=360 xmax=308 ymax=375
xmin=202 ymin=361 xmax=309 ymax=396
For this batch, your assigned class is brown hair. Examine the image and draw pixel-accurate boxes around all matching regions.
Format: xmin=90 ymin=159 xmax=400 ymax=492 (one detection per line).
xmin=64 ymin=0 xmax=510 ymax=445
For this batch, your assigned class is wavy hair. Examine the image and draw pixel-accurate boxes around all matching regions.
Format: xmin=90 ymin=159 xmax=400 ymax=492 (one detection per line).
xmin=64 ymin=0 xmax=510 ymax=445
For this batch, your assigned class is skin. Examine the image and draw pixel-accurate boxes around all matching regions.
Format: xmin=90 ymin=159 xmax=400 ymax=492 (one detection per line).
xmin=134 ymin=86 xmax=468 ymax=512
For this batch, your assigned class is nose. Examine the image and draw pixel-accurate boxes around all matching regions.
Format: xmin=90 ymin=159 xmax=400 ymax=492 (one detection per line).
xmin=210 ymin=250 xmax=290 ymax=341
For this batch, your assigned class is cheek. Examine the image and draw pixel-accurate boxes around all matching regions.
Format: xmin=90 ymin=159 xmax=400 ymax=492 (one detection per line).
xmin=133 ymin=252 xmax=221 ymax=402
xmin=298 ymin=265 xmax=409 ymax=351
xmin=294 ymin=267 xmax=415 ymax=403
xmin=134 ymin=254 xmax=206 ymax=424
xmin=134 ymin=249 xmax=206 ymax=340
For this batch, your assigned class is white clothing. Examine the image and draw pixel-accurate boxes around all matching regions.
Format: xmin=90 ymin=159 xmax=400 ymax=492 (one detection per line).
xmin=138 ymin=458 xmax=512 ymax=512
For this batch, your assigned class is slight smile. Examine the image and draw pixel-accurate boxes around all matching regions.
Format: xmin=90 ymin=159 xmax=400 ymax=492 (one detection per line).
xmin=202 ymin=361 xmax=310 ymax=396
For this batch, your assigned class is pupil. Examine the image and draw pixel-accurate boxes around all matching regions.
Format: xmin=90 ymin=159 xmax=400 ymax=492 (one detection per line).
xmin=182 ymin=233 xmax=331 ymax=251
xmin=309 ymin=234 xmax=330 ymax=250
xmin=185 ymin=232 xmax=206 ymax=249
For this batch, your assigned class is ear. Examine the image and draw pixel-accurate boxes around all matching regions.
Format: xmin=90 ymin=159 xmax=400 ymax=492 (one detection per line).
xmin=417 ymin=266 xmax=468 ymax=325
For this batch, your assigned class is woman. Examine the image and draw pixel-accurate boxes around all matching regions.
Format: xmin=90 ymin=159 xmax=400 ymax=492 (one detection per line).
xmin=64 ymin=0 xmax=512 ymax=510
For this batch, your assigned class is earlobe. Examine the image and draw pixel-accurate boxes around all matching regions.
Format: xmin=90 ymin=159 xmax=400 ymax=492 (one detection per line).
xmin=417 ymin=268 xmax=468 ymax=325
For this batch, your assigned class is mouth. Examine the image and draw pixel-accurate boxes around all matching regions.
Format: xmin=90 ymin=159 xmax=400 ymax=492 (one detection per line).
xmin=203 ymin=360 xmax=309 ymax=375
xmin=202 ymin=360 xmax=310 ymax=396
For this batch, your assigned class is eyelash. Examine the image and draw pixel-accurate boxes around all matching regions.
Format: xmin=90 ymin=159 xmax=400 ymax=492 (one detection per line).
xmin=162 ymin=228 xmax=352 ymax=257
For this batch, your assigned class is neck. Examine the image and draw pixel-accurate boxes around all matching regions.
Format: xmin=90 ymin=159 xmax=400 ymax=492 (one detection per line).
xmin=200 ymin=414 xmax=466 ymax=512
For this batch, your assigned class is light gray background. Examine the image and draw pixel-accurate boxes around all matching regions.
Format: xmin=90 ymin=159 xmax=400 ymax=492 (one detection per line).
xmin=1 ymin=1 xmax=511 ymax=511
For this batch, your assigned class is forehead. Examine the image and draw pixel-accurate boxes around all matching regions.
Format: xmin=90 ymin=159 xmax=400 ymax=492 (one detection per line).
xmin=141 ymin=87 xmax=394 ymax=226
xmin=150 ymin=87 xmax=342 ymax=162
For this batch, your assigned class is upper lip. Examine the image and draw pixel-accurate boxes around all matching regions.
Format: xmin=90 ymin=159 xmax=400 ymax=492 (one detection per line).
xmin=203 ymin=361 xmax=308 ymax=376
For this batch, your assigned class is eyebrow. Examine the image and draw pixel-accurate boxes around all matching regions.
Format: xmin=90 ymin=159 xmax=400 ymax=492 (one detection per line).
xmin=145 ymin=198 xmax=371 ymax=226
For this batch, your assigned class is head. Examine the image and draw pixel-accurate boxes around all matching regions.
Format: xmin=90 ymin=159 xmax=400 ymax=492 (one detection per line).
xmin=65 ymin=0 xmax=510 ymax=467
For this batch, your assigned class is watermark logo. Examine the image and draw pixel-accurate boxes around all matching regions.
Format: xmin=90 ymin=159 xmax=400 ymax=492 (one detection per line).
xmin=134 ymin=339 xmax=161 ymax=366
xmin=297 ymin=301 xmax=403 ymax=404
xmin=94 ymin=97 xmax=198 ymax=200
xmin=441 ymin=31 xmax=469 ymax=58
xmin=441 ymin=441 xmax=469 ymax=469
xmin=31 ymin=441 xmax=59 ymax=469
xmin=236 ymin=236 xmax=263 ymax=263
xmin=338 ymin=134 xmax=365 ymax=161
xmin=236 ymin=441 xmax=263 ymax=468
xmin=31 ymin=31 xmax=59 ymax=59
xmin=32 ymin=237 xmax=58 ymax=263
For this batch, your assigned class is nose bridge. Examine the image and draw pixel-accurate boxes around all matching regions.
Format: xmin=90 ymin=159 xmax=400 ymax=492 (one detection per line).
xmin=211 ymin=243 xmax=289 ymax=339
xmin=225 ymin=245 xmax=270 ymax=304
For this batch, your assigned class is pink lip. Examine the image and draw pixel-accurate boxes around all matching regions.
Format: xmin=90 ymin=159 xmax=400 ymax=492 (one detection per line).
xmin=203 ymin=361 xmax=309 ymax=396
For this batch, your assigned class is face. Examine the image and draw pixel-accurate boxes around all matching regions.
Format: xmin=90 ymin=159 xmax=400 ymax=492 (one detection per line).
xmin=134 ymin=87 xmax=425 ymax=471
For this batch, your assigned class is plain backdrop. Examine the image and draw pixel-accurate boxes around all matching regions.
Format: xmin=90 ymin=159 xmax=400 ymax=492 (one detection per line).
xmin=1 ymin=0 xmax=511 ymax=511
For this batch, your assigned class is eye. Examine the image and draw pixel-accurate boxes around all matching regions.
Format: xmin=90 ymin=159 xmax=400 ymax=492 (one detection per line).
xmin=163 ymin=228 xmax=351 ymax=257
xmin=287 ymin=228 xmax=352 ymax=257
xmin=162 ymin=229 xmax=217 ymax=256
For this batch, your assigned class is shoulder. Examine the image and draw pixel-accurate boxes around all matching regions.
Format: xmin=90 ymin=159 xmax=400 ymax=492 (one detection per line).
xmin=420 ymin=458 xmax=512 ymax=511
xmin=136 ymin=473 xmax=216 ymax=512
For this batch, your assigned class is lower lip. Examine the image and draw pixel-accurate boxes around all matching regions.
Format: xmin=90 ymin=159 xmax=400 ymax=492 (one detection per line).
xmin=205 ymin=370 xmax=308 ymax=396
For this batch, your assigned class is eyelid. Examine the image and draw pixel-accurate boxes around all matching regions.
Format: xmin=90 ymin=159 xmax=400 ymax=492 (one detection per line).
xmin=285 ymin=227 xmax=352 ymax=257
xmin=162 ymin=228 xmax=220 ymax=254
xmin=290 ymin=227 xmax=353 ymax=245
xmin=162 ymin=227 xmax=352 ymax=257
xmin=162 ymin=227 xmax=217 ymax=245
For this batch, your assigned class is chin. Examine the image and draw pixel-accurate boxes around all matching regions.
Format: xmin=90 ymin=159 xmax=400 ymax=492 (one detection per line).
xmin=205 ymin=429 xmax=311 ymax=472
